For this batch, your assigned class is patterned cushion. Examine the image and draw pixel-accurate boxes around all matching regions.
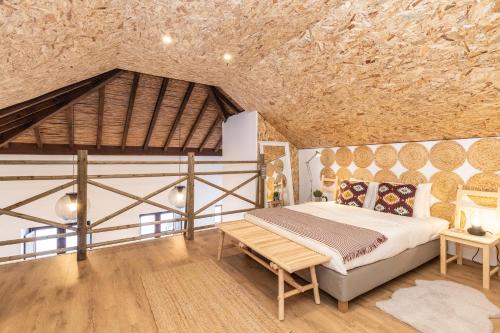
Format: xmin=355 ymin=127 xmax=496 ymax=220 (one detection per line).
xmin=374 ymin=183 xmax=417 ymax=217
xmin=336 ymin=180 xmax=369 ymax=208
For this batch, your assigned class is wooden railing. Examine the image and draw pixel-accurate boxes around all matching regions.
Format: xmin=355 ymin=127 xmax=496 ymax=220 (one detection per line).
xmin=0 ymin=151 xmax=265 ymax=263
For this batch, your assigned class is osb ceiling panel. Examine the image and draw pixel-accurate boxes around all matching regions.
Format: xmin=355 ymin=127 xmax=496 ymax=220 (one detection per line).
xmin=1 ymin=1 xmax=499 ymax=148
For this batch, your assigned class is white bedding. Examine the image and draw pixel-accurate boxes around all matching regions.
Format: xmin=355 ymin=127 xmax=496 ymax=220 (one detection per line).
xmin=244 ymin=202 xmax=449 ymax=275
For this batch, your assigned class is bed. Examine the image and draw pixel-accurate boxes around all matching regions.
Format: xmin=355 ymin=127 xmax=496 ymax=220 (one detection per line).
xmin=244 ymin=201 xmax=449 ymax=310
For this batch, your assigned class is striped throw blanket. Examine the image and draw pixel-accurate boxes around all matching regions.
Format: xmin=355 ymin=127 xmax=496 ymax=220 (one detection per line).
xmin=248 ymin=207 xmax=387 ymax=263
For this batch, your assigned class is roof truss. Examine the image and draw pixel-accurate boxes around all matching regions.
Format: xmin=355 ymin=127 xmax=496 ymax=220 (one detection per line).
xmin=0 ymin=69 xmax=244 ymax=155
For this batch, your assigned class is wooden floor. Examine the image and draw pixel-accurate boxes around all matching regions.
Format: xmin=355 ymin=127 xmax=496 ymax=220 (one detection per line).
xmin=0 ymin=229 xmax=499 ymax=332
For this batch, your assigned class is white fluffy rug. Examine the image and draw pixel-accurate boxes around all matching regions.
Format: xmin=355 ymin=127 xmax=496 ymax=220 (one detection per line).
xmin=376 ymin=280 xmax=500 ymax=333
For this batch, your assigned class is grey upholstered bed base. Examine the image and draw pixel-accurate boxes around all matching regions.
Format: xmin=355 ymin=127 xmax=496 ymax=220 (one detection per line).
xmin=295 ymin=239 xmax=439 ymax=303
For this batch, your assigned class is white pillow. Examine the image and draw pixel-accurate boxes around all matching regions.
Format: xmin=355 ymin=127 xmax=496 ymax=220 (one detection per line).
xmin=414 ymin=183 xmax=432 ymax=218
xmin=350 ymin=178 xmax=379 ymax=209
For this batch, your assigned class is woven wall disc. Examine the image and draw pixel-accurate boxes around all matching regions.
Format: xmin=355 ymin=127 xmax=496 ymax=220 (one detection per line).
xmin=430 ymin=140 xmax=466 ymax=171
xmin=353 ymin=168 xmax=374 ymax=181
xmin=320 ymin=148 xmax=335 ymax=167
xmin=399 ymin=170 xmax=427 ymax=185
xmin=266 ymin=162 xmax=275 ymax=177
xmin=320 ymin=167 xmax=336 ymax=187
xmin=430 ymin=171 xmax=464 ymax=202
xmin=374 ymin=169 xmax=398 ymax=183
xmin=353 ymin=146 xmax=374 ymax=168
xmin=374 ymin=145 xmax=398 ymax=168
xmin=273 ymin=159 xmax=284 ymax=174
xmin=336 ymin=147 xmax=353 ymax=167
xmin=465 ymin=172 xmax=500 ymax=208
xmin=430 ymin=202 xmax=466 ymax=227
xmin=467 ymin=138 xmax=500 ymax=172
xmin=398 ymin=143 xmax=428 ymax=170
xmin=336 ymin=167 xmax=352 ymax=181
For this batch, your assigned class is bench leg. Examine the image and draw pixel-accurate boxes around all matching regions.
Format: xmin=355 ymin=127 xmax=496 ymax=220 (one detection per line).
xmin=310 ymin=266 xmax=320 ymax=305
xmin=217 ymin=230 xmax=225 ymax=261
xmin=278 ymin=268 xmax=285 ymax=321
xmin=338 ymin=300 xmax=348 ymax=313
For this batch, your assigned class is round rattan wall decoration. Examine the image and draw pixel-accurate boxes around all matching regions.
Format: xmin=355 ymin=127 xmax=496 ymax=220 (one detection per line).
xmin=266 ymin=162 xmax=275 ymax=177
xmin=374 ymin=145 xmax=398 ymax=168
xmin=374 ymin=169 xmax=398 ymax=183
xmin=399 ymin=170 xmax=427 ymax=185
xmin=467 ymin=138 xmax=500 ymax=172
xmin=320 ymin=167 xmax=336 ymax=187
xmin=465 ymin=172 xmax=500 ymax=208
xmin=336 ymin=147 xmax=353 ymax=167
xmin=430 ymin=171 xmax=464 ymax=202
xmin=353 ymin=168 xmax=373 ymax=181
xmin=274 ymin=159 xmax=284 ymax=174
xmin=430 ymin=141 xmax=466 ymax=171
xmin=399 ymin=143 xmax=428 ymax=170
xmin=336 ymin=167 xmax=352 ymax=181
xmin=320 ymin=148 xmax=335 ymax=167
xmin=430 ymin=202 xmax=466 ymax=227
xmin=353 ymin=146 xmax=374 ymax=168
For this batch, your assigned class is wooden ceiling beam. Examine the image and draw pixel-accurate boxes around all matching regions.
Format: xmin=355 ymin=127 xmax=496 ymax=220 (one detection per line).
xmin=0 ymin=73 xmax=110 ymax=119
xmin=65 ymin=107 xmax=74 ymax=149
xmin=121 ymin=72 xmax=140 ymax=150
xmin=199 ymin=116 xmax=220 ymax=152
xmin=207 ymin=86 xmax=228 ymax=122
xmin=214 ymin=137 xmax=222 ymax=152
xmin=96 ymin=86 xmax=105 ymax=149
xmin=0 ymin=69 xmax=123 ymax=147
xmin=0 ymin=143 xmax=222 ymax=156
xmin=34 ymin=126 xmax=43 ymax=149
xmin=143 ymin=78 xmax=169 ymax=149
xmin=163 ymin=82 xmax=194 ymax=151
xmin=213 ymin=87 xmax=243 ymax=114
xmin=182 ymin=96 xmax=209 ymax=151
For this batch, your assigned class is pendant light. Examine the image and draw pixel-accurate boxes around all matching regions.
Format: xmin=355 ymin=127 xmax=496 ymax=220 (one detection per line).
xmin=168 ymin=117 xmax=186 ymax=209
xmin=55 ymin=106 xmax=79 ymax=222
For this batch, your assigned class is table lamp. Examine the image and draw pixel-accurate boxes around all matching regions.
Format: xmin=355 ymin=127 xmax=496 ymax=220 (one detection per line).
xmin=468 ymin=211 xmax=485 ymax=236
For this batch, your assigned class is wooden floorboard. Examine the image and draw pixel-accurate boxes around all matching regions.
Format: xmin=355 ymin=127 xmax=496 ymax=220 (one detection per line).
xmin=0 ymin=229 xmax=499 ymax=332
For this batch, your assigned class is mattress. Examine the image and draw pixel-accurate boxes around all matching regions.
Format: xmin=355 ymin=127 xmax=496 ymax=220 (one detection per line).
xmin=244 ymin=201 xmax=449 ymax=275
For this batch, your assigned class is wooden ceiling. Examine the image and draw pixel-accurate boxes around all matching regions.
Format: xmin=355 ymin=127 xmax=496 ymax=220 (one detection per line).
xmin=0 ymin=69 xmax=242 ymax=155
xmin=1 ymin=1 xmax=499 ymax=148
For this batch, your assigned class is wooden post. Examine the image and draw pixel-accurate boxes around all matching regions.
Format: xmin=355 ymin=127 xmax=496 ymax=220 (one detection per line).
xmin=77 ymin=150 xmax=88 ymax=261
xmin=186 ymin=152 xmax=195 ymax=240
xmin=258 ymin=153 xmax=265 ymax=208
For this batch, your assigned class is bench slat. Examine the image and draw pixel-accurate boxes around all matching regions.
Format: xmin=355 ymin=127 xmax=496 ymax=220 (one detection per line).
xmin=218 ymin=220 xmax=330 ymax=273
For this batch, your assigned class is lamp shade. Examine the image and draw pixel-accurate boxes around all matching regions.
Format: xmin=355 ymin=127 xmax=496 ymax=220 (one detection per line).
xmin=168 ymin=185 xmax=187 ymax=209
xmin=55 ymin=192 xmax=78 ymax=221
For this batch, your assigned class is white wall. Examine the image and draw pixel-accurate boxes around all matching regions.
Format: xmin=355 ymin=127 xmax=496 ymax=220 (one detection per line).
xmin=222 ymin=111 xmax=258 ymax=221
xmin=0 ymin=154 xmax=224 ymax=258
xmin=299 ymin=138 xmax=500 ymax=264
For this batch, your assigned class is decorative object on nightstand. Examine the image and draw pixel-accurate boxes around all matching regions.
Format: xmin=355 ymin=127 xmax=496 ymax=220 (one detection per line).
xmin=440 ymin=186 xmax=500 ymax=289
xmin=312 ymin=189 xmax=323 ymax=202
xmin=468 ymin=210 xmax=486 ymax=236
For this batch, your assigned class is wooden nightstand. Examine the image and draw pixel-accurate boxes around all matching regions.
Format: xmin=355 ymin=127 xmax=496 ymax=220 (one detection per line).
xmin=440 ymin=229 xmax=500 ymax=289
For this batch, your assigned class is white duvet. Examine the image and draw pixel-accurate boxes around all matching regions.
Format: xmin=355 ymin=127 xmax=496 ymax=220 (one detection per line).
xmin=244 ymin=202 xmax=449 ymax=275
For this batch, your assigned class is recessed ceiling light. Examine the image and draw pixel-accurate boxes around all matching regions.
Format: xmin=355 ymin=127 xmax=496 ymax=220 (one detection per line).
xmin=162 ymin=35 xmax=173 ymax=45
xmin=223 ymin=52 xmax=232 ymax=62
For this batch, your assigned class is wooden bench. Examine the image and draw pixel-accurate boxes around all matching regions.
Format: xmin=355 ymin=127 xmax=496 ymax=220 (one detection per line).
xmin=217 ymin=220 xmax=331 ymax=320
